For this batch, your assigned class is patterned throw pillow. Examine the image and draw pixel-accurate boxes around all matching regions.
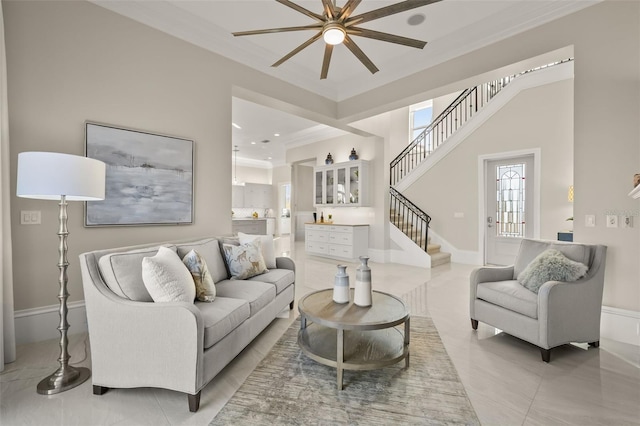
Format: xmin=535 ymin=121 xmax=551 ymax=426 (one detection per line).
xmin=142 ymin=246 xmax=196 ymax=303
xmin=222 ymin=240 xmax=268 ymax=280
xmin=517 ymin=248 xmax=589 ymax=294
xmin=238 ymin=232 xmax=277 ymax=269
xmin=182 ymin=250 xmax=216 ymax=302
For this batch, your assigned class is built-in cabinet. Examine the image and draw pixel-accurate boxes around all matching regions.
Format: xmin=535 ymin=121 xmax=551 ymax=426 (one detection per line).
xmin=232 ymin=183 xmax=273 ymax=209
xmin=305 ymin=224 xmax=369 ymax=260
xmin=314 ymin=160 xmax=369 ymax=207
xmin=232 ymin=219 xmax=267 ymax=235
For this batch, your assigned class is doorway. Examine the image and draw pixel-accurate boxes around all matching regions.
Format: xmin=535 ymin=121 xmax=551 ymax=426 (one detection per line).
xmin=482 ymin=151 xmax=539 ymax=265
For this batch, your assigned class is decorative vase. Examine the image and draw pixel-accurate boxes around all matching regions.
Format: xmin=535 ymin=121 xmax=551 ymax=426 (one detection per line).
xmin=333 ymin=265 xmax=350 ymax=304
xmin=354 ymin=256 xmax=372 ymax=307
xmin=349 ymin=148 xmax=358 ymax=161
xmin=325 ymin=153 xmax=333 ymax=165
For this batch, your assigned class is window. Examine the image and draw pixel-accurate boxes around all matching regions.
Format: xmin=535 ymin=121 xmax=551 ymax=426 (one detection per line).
xmin=409 ymin=101 xmax=433 ymax=142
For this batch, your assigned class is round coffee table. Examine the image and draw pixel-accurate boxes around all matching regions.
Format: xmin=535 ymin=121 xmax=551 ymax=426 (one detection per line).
xmin=297 ymin=288 xmax=410 ymax=390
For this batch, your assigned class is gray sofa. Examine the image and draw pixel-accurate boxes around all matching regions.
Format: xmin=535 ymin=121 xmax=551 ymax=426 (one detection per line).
xmin=79 ymin=236 xmax=295 ymax=412
xmin=470 ymin=238 xmax=607 ymax=362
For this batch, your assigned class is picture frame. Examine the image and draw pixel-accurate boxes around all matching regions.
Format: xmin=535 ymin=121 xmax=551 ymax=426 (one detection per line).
xmin=84 ymin=122 xmax=194 ymax=226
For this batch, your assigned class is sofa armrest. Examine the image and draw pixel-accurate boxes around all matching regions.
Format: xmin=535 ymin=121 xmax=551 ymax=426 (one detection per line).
xmin=470 ymin=265 xmax=514 ymax=319
xmin=276 ymin=256 xmax=295 ymax=272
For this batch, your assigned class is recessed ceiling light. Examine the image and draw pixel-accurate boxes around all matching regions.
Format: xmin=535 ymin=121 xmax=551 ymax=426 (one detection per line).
xmin=407 ymin=14 xmax=425 ymax=26
xmin=251 ymin=141 xmax=256 ymax=145
xmin=274 ymin=133 xmax=280 ymax=137
xmin=267 ymin=157 xmax=272 ymax=160
xmin=231 ymin=122 xmax=242 ymax=129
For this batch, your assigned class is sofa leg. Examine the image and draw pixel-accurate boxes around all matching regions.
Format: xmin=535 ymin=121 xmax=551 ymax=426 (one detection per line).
xmin=289 ymin=300 xmax=294 ymax=310
xmin=471 ymin=319 xmax=478 ymax=330
xmin=540 ymin=348 xmax=551 ymax=363
xmin=588 ymin=341 xmax=600 ymax=348
xmin=188 ymin=391 xmax=201 ymax=412
xmin=93 ymin=385 xmax=109 ymax=395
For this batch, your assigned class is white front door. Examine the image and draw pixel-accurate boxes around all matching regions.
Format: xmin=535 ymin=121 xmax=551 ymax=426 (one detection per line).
xmin=485 ymin=155 xmax=534 ymax=265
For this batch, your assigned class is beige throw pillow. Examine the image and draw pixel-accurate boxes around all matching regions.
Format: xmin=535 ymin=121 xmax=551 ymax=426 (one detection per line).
xmin=222 ymin=240 xmax=268 ymax=280
xmin=182 ymin=250 xmax=216 ymax=302
xmin=142 ymin=246 xmax=196 ymax=303
xmin=238 ymin=232 xmax=277 ymax=269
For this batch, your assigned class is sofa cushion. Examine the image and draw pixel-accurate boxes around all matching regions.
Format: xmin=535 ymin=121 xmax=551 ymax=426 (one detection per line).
xmin=142 ymin=247 xmax=196 ymax=303
xmin=98 ymin=245 xmax=177 ymax=302
xmin=476 ymin=280 xmax=538 ymax=319
xmin=248 ymin=269 xmax=295 ymax=294
xmin=222 ymin=241 xmax=268 ymax=280
xmin=215 ymin=280 xmax=275 ymax=316
xmin=176 ymin=238 xmax=228 ymax=283
xmin=196 ymin=297 xmax=250 ymax=349
xmin=182 ymin=250 xmax=216 ymax=302
xmin=514 ymin=240 xmax=591 ymax=278
xmin=517 ymin=249 xmax=589 ymax=294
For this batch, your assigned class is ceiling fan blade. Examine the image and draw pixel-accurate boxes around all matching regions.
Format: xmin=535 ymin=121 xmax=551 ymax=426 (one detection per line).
xmin=343 ymin=35 xmax=379 ymax=74
xmin=233 ymin=24 xmax=322 ymax=37
xmin=320 ymin=44 xmax=334 ymax=80
xmin=347 ymin=27 xmax=427 ymax=49
xmin=321 ymin=0 xmax=335 ymax=20
xmin=337 ymin=0 xmax=362 ymax=21
xmin=272 ymin=32 xmax=323 ymax=67
xmin=347 ymin=0 xmax=442 ymax=26
xmin=276 ymin=0 xmax=324 ymax=22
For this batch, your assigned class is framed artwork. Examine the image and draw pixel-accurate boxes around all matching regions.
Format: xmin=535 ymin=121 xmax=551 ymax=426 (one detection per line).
xmin=85 ymin=122 xmax=194 ymax=226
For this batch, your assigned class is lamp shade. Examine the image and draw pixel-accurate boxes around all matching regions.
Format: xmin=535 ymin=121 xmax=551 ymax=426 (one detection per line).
xmin=17 ymin=152 xmax=106 ymax=201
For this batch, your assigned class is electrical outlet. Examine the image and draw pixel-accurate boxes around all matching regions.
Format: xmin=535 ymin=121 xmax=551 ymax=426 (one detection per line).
xmin=585 ymin=215 xmax=596 ymax=227
xmin=622 ymin=216 xmax=633 ymax=228
xmin=606 ymin=215 xmax=618 ymax=228
xmin=20 ymin=210 xmax=41 ymax=225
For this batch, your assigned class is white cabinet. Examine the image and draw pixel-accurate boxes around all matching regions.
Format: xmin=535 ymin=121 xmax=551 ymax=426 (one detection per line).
xmin=232 ymin=219 xmax=267 ymax=235
xmin=232 ymin=184 xmax=245 ymax=207
xmin=232 ymin=183 xmax=274 ymax=209
xmin=305 ymin=224 xmax=369 ymax=260
xmin=313 ymin=160 xmax=369 ymax=207
xmin=265 ymin=217 xmax=276 ymax=235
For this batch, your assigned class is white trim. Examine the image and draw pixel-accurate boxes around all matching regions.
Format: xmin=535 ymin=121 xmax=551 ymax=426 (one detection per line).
xmin=478 ymin=148 xmax=541 ymax=265
xmin=601 ymin=306 xmax=640 ymax=347
xmin=428 ymin=228 xmax=482 ymax=265
xmin=14 ymin=301 xmax=87 ymax=345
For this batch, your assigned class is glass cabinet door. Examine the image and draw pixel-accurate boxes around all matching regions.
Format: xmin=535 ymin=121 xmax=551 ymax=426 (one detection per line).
xmin=349 ymin=166 xmax=360 ymax=204
xmin=315 ymin=170 xmax=323 ymax=205
xmin=325 ymin=169 xmax=334 ymax=204
xmin=337 ymin=167 xmax=346 ymax=204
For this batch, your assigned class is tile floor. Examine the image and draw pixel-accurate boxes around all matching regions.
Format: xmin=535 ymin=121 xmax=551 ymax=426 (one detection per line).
xmin=1 ymin=237 xmax=639 ymax=425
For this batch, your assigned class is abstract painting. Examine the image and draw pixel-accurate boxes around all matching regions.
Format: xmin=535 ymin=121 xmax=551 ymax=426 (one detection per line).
xmin=85 ymin=122 xmax=193 ymax=226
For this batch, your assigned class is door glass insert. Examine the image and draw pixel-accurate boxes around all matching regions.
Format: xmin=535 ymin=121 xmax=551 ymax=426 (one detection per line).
xmin=349 ymin=166 xmax=359 ymax=203
xmin=337 ymin=168 xmax=346 ymax=204
xmin=315 ymin=171 xmax=323 ymax=205
xmin=326 ymin=170 xmax=334 ymax=204
xmin=496 ymin=163 xmax=525 ymax=237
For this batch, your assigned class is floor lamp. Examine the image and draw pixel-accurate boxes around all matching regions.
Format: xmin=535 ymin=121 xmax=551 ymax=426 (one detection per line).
xmin=16 ymin=151 xmax=106 ymax=395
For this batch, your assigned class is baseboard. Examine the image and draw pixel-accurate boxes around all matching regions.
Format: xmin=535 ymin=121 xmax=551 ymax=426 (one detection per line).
xmin=14 ymin=301 xmax=87 ymax=345
xmin=601 ymin=306 xmax=640 ymax=347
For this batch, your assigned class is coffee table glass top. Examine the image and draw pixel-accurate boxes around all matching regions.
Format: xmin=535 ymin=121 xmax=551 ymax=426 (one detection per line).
xmin=298 ymin=289 xmax=409 ymax=330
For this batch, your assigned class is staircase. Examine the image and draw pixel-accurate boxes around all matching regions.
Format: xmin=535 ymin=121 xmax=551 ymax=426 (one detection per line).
xmin=389 ymin=58 xmax=573 ymax=268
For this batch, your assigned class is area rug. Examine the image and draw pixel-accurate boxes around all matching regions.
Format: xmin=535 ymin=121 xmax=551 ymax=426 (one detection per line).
xmin=210 ymin=316 xmax=479 ymax=425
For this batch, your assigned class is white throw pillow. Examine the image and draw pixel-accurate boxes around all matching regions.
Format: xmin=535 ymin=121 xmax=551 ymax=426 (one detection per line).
xmin=238 ymin=232 xmax=277 ymax=269
xmin=142 ymin=246 xmax=196 ymax=303
xmin=222 ymin=240 xmax=268 ymax=280
xmin=182 ymin=250 xmax=216 ymax=302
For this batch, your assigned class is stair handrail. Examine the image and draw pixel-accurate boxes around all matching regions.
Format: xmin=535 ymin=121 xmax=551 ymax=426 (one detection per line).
xmin=390 ymin=58 xmax=573 ymax=186
xmin=389 ymin=187 xmax=431 ymax=252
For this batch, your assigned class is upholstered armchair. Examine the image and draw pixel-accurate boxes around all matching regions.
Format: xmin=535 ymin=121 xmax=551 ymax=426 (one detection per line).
xmin=470 ymin=239 xmax=607 ymax=362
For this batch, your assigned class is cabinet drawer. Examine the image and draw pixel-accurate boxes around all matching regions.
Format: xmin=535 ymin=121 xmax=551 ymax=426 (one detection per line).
xmin=329 ymin=226 xmax=353 ymax=234
xmin=306 ymin=242 xmax=329 ymax=254
xmin=306 ymin=224 xmax=325 ymax=231
xmin=306 ymin=230 xmax=328 ymax=242
xmin=328 ymin=232 xmax=353 ymax=245
xmin=328 ymin=244 xmax=353 ymax=259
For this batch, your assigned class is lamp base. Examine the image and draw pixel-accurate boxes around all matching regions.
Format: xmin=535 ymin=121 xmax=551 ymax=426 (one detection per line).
xmin=37 ymin=366 xmax=91 ymax=395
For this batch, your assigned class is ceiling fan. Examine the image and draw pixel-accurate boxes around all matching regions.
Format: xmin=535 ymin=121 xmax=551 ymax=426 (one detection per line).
xmin=233 ymin=0 xmax=442 ymax=79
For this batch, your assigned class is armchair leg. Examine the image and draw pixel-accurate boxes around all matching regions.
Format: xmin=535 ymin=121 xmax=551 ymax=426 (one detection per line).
xmin=588 ymin=341 xmax=600 ymax=348
xmin=188 ymin=391 xmax=201 ymax=412
xmin=471 ymin=319 xmax=478 ymax=330
xmin=93 ymin=385 xmax=109 ymax=395
xmin=540 ymin=348 xmax=551 ymax=363
xmin=289 ymin=301 xmax=294 ymax=310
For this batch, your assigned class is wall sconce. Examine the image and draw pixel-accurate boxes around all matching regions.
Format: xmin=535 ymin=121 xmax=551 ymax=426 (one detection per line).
xmin=568 ymin=185 xmax=574 ymax=202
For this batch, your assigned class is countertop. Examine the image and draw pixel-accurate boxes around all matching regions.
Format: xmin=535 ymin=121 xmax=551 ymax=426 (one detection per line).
xmin=232 ymin=217 xmax=276 ymax=221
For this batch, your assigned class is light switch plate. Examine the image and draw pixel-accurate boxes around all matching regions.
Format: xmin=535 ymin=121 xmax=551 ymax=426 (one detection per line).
xmin=585 ymin=215 xmax=596 ymax=227
xmin=606 ymin=215 xmax=618 ymax=228
xmin=623 ymin=216 xmax=633 ymax=228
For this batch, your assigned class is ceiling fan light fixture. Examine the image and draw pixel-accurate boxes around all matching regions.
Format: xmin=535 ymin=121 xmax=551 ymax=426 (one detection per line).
xmin=323 ymin=23 xmax=345 ymax=45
